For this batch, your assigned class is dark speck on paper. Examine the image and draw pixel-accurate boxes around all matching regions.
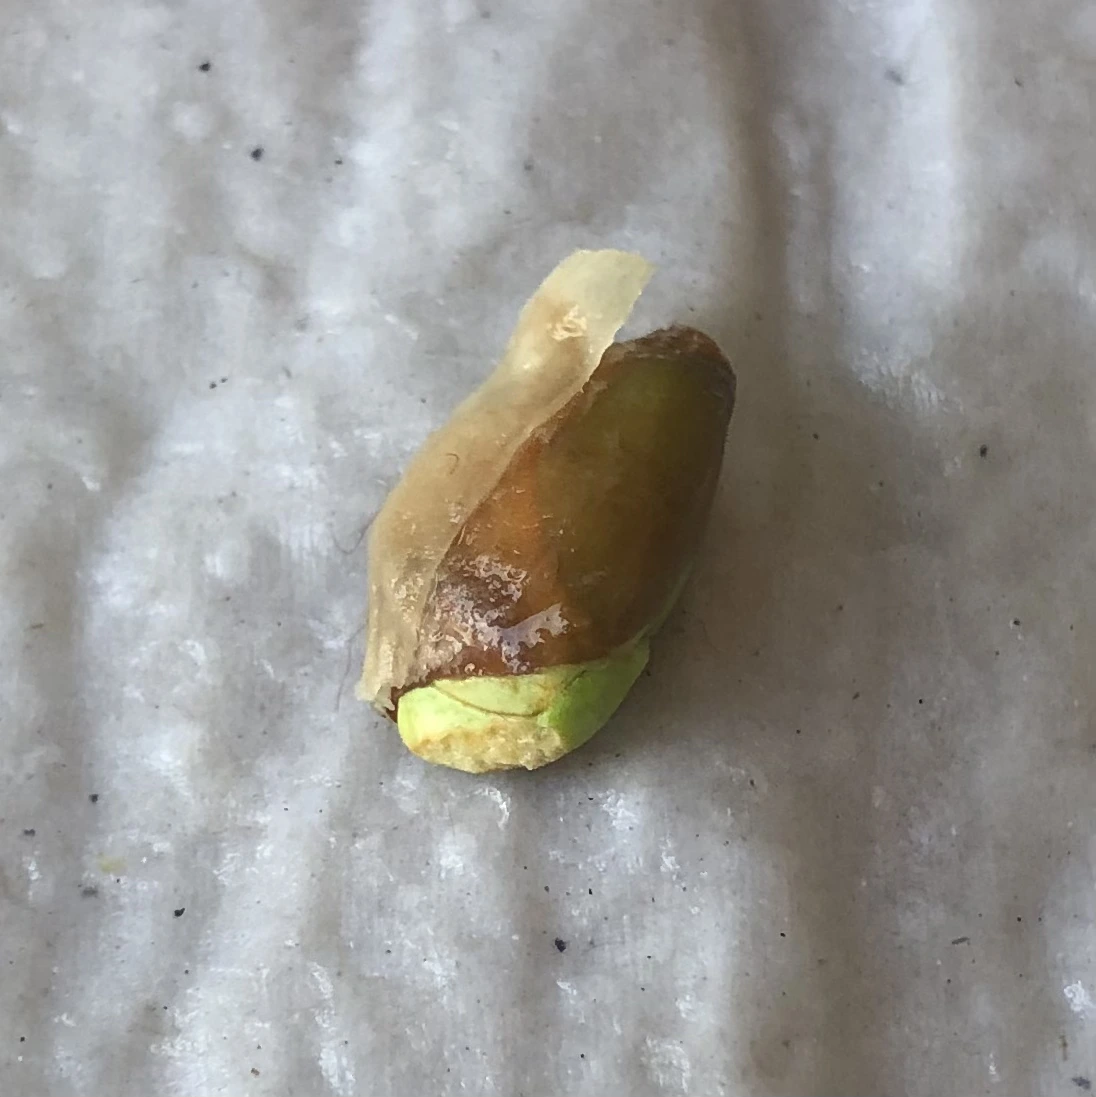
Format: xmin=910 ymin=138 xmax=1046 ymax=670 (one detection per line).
xmin=1073 ymin=1079 xmax=1092 ymax=1092
xmin=89 ymin=793 xmax=99 ymax=803
xmin=198 ymin=60 xmax=212 ymax=72
xmin=951 ymin=936 xmax=970 ymax=945
xmin=250 ymin=146 xmax=264 ymax=161
xmin=554 ymin=938 xmax=567 ymax=953
xmin=174 ymin=907 xmax=186 ymax=918
xmin=22 ymin=828 xmax=35 ymax=837
xmin=885 ymin=67 xmax=905 ymax=84
xmin=81 ymin=885 xmax=99 ymax=898
xmin=979 ymin=443 xmax=988 ymax=457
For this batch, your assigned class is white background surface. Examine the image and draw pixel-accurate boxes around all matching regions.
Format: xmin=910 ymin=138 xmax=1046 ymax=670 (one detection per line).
xmin=2 ymin=1 xmax=1095 ymax=1094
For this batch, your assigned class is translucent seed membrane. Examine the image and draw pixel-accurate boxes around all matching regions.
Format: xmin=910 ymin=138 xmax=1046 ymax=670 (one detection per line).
xmin=359 ymin=250 xmax=654 ymax=712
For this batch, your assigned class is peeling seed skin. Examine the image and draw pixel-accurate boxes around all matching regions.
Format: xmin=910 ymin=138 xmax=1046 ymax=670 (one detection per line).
xmin=360 ymin=251 xmax=736 ymax=772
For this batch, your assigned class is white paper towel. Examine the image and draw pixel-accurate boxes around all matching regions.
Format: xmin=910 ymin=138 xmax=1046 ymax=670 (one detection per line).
xmin=2 ymin=1 xmax=1095 ymax=1094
